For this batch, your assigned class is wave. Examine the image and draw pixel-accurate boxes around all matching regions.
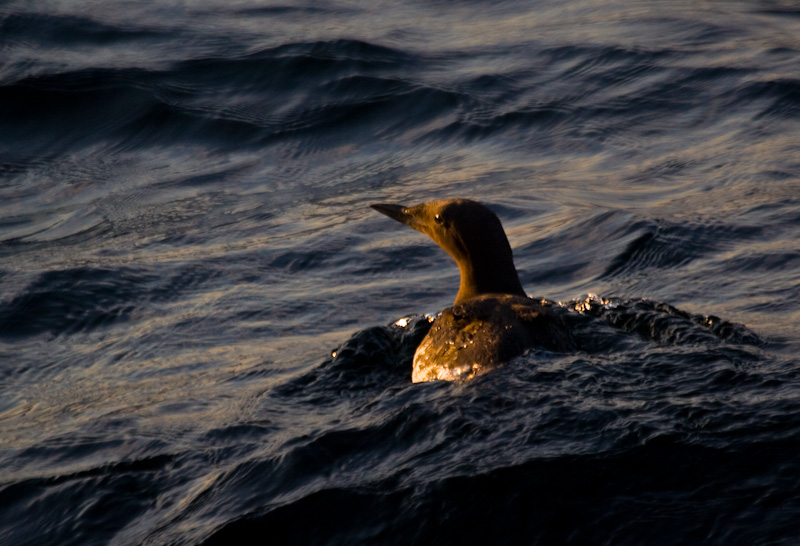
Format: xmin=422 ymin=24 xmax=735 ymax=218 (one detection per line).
xmin=0 ymin=11 xmax=170 ymax=47
xmin=199 ymin=434 xmax=800 ymax=546
xmin=601 ymin=219 xmax=764 ymax=279
xmin=3 ymin=31 xmax=798 ymax=162
xmin=0 ymin=263 xmax=218 ymax=338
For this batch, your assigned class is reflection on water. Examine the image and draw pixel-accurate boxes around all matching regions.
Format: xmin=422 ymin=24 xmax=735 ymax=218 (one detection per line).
xmin=1 ymin=0 xmax=800 ymax=544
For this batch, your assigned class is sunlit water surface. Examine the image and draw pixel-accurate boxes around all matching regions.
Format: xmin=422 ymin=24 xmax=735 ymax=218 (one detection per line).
xmin=1 ymin=1 xmax=800 ymax=544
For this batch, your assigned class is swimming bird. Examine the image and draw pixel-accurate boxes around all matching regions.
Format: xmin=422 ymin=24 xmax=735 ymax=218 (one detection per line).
xmin=371 ymin=198 xmax=575 ymax=382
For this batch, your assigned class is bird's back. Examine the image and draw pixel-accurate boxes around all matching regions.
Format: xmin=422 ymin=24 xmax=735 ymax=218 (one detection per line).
xmin=412 ymin=294 xmax=575 ymax=382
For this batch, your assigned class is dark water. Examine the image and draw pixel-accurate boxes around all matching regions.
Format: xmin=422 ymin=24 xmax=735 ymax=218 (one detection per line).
xmin=2 ymin=1 xmax=800 ymax=544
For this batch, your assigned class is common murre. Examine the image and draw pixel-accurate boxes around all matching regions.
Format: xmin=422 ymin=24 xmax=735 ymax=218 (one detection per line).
xmin=371 ymin=199 xmax=575 ymax=382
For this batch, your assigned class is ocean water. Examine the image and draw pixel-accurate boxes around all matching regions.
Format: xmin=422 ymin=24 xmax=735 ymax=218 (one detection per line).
xmin=1 ymin=0 xmax=800 ymax=544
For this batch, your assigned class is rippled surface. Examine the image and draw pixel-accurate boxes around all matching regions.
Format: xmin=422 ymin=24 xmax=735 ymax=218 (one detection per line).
xmin=2 ymin=1 xmax=800 ymax=544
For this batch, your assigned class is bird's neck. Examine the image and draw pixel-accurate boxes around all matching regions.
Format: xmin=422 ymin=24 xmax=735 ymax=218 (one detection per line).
xmin=455 ymin=259 xmax=527 ymax=304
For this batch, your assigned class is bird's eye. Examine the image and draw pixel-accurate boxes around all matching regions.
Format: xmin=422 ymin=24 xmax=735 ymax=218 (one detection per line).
xmin=434 ymin=214 xmax=445 ymax=225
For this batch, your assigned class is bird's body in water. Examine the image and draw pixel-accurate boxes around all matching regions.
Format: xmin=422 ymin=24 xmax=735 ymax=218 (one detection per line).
xmin=371 ymin=199 xmax=575 ymax=382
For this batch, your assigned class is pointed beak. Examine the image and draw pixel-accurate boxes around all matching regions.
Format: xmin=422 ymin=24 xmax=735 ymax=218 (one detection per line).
xmin=370 ymin=203 xmax=413 ymax=227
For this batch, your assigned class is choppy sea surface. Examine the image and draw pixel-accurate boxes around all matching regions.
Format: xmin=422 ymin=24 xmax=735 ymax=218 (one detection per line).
xmin=2 ymin=1 xmax=800 ymax=544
